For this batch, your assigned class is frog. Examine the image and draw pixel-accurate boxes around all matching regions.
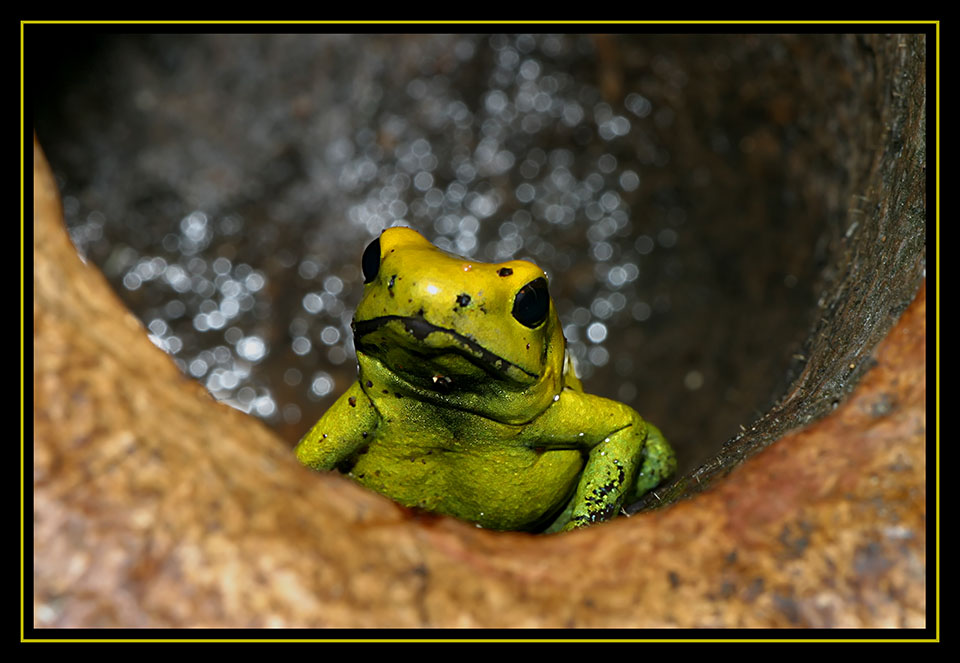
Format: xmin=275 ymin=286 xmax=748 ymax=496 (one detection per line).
xmin=295 ymin=227 xmax=676 ymax=532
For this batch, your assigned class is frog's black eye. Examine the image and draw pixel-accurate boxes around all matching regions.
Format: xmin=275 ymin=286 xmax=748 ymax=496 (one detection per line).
xmin=512 ymin=277 xmax=550 ymax=328
xmin=361 ymin=236 xmax=381 ymax=283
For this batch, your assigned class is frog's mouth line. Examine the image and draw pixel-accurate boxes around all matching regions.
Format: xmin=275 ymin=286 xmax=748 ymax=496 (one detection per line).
xmin=353 ymin=314 xmax=540 ymax=380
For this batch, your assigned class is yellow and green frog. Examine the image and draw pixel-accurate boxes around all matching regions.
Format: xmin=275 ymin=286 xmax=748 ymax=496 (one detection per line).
xmin=295 ymin=227 xmax=675 ymax=532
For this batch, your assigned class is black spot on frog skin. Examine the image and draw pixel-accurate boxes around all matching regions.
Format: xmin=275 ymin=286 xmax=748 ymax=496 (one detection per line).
xmin=590 ymin=500 xmax=620 ymax=522
xmin=456 ymin=293 xmax=471 ymax=308
xmin=365 ymin=380 xmax=373 ymax=388
xmin=348 ymin=396 xmax=357 ymax=407
xmin=498 ymin=267 xmax=513 ymax=277
xmin=432 ymin=374 xmax=453 ymax=389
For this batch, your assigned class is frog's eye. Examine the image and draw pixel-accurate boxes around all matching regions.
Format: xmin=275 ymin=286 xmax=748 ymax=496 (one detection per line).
xmin=361 ymin=236 xmax=381 ymax=284
xmin=512 ymin=277 xmax=550 ymax=328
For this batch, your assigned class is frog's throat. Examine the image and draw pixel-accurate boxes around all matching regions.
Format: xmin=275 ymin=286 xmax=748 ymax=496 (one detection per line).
xmin=352 ymin=314 xmax=540 ymax=380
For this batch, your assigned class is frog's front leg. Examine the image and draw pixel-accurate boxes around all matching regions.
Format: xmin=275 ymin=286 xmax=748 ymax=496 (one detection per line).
xmin=563 ymin=420 xmax=645 ymax=530
xmin=294 ymin=380 xmax=380 ymax=471
xmin=529 ymin=390 xmax=672 ymax=532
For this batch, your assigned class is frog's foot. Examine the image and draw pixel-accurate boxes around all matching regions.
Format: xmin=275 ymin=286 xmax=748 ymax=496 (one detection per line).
xmin=631 ymin=423 xmax=677 ymax=501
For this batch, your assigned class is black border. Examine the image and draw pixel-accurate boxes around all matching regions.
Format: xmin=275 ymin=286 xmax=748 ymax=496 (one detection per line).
xmin=22 ymin=19 xmax=939 ymax=644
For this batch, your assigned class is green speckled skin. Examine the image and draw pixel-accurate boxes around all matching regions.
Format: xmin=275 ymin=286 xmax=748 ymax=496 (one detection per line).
xmin=295 ymin=227 xmax=676 ymax=531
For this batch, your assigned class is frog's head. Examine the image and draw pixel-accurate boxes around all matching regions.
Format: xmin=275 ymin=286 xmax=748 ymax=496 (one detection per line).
xmin=352 ymin=227 xmax=567 ymax=424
